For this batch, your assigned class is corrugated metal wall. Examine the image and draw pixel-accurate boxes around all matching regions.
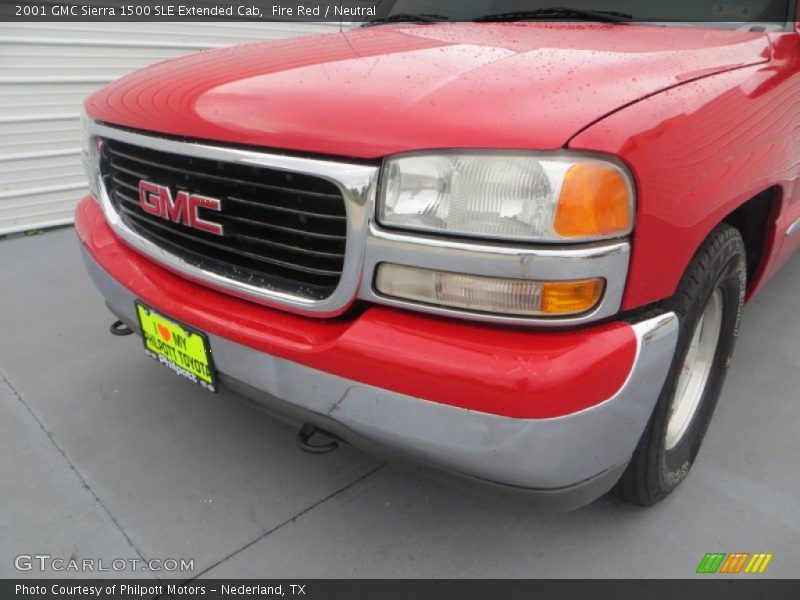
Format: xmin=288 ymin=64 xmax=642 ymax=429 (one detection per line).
xmin=0 ymin=22 xmax=345 ymax=235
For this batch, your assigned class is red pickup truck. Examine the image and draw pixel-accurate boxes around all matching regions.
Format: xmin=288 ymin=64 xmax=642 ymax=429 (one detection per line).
xmin=76 ymin=3 xmax=800 ymax=509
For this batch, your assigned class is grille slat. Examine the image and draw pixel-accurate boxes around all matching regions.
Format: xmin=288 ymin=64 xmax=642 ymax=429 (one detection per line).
xmin=102 ymin=138 xmax=348 ymax=298
xmin=113 ymin=188 xmax=346 ymax=243
xmin=224 ymin=195 xmax=347 ymax=221
xmin=106 ymin=146 xmax=343 ymax=200
xmin=115 ymin=194 xmax=345 ymax=261
xmin=111 ymin=160 xmax=347 ymax=221
xmin=213 ymin=213 xmax=347 ymax=242
xmin=234 ymin=233 xmax=345 ymax=260
xmin=118 ymin=206 xmax=343 ymax=277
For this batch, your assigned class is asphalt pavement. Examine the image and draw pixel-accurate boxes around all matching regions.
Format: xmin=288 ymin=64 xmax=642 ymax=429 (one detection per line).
xmin=1 ymin=228 xmax=798 ymax=579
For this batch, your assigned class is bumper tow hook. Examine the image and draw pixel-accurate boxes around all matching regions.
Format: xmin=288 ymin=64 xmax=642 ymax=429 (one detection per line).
xmin=297 ymin=423 xmax=339 ymax=454
xmin=109 ymin=320 xmax=133 ymax=336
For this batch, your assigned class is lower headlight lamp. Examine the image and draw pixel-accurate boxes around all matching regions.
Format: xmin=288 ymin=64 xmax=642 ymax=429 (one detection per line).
xmin=375 ymin=263 xmax=605 ymax=317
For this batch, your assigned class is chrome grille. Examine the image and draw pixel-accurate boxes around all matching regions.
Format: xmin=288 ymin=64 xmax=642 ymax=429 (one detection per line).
xmin=101 ymin=138 xmax=347 ymax=300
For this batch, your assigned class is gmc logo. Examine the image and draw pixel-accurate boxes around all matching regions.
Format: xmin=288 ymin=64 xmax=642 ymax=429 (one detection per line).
xmin=138 ymin=181 xmax=224 ymax=236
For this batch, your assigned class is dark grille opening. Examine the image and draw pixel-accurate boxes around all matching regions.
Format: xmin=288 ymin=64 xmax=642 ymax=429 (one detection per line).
xmin=100 ymin=138 xmax=347 ymax=300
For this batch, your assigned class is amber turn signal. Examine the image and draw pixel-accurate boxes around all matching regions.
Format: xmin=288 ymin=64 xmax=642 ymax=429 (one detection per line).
xmin=539 ymin=279 xmax=606 ymax=316
xmin=554 ymin=162 xmax=632 ymax=238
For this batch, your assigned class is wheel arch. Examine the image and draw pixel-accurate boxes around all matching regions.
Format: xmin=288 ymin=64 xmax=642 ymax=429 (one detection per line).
xmin=721 ymin=186 xmax=783 ymax=299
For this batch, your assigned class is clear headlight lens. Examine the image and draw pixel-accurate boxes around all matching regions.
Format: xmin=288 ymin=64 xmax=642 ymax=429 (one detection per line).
xmin=378 ymin=152 xmax=634 ymax=242
xmin=80 ymin=110 xmax=101 ymax=200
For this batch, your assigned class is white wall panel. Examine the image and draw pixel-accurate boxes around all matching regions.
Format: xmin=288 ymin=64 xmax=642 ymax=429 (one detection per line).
xmin=0 ymin=21 xmax=345 ymax=234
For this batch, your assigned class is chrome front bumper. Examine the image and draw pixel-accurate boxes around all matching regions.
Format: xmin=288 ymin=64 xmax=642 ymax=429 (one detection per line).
xmin=83 ymin=248 xmax=678 ymax=509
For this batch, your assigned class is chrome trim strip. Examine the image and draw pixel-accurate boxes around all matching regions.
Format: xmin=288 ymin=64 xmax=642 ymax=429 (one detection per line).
xmin=361 ymin=224 xmax=631 ymax=326
xmin=83 ymin=248 xmax=677 ymax=491
xmin=787 ymin=217 xmax=800 ymax=237
xmin=88 ymin=121 xmax=630 ymax=326
xmin=89 ymin=120 xmax=380 ymax=318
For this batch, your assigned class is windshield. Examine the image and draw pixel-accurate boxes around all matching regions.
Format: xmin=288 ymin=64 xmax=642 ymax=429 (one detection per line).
xmin=371 ymin=0 xmax=793 ymax=25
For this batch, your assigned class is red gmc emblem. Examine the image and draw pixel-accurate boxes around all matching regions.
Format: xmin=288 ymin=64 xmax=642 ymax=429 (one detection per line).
xmin=138 ymin=181 xmax=224 ymax=236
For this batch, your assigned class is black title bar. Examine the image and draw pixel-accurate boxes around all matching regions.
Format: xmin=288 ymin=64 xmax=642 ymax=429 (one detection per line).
xmin=2 ymin=0 xmax=797 ymax=22
xmin=1 ymin=0 xmax=379 ymax=21
xmin=3 ymin=579 xmax=800 ymax=600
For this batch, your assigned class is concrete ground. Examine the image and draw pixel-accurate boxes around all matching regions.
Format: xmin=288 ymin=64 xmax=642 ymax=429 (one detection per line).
xmin=1 ymin=227 xmax=798 ymax=579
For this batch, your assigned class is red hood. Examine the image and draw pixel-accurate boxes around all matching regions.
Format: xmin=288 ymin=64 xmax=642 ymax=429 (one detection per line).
xmin=86 ymin=23 xmax=770 ymax=159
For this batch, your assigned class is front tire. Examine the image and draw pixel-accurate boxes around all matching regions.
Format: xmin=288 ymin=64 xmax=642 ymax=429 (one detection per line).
xmin=618 ymin=224 xmax=747 ymax=506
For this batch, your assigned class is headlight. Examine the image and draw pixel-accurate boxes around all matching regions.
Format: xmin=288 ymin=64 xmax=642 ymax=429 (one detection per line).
xmin=80 ymin=110 xmax=102 ymax=200
xmin=378 ymin=152 xmax=634 ymax=242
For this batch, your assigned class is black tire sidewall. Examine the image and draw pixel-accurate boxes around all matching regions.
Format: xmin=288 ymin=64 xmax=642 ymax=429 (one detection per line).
xmin=650 ymin=230 xmax=746 ymax=496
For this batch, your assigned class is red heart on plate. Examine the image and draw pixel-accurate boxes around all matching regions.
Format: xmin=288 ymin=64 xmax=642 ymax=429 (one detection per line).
xmin=157 ymin=324 xmax=171 ymax=342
